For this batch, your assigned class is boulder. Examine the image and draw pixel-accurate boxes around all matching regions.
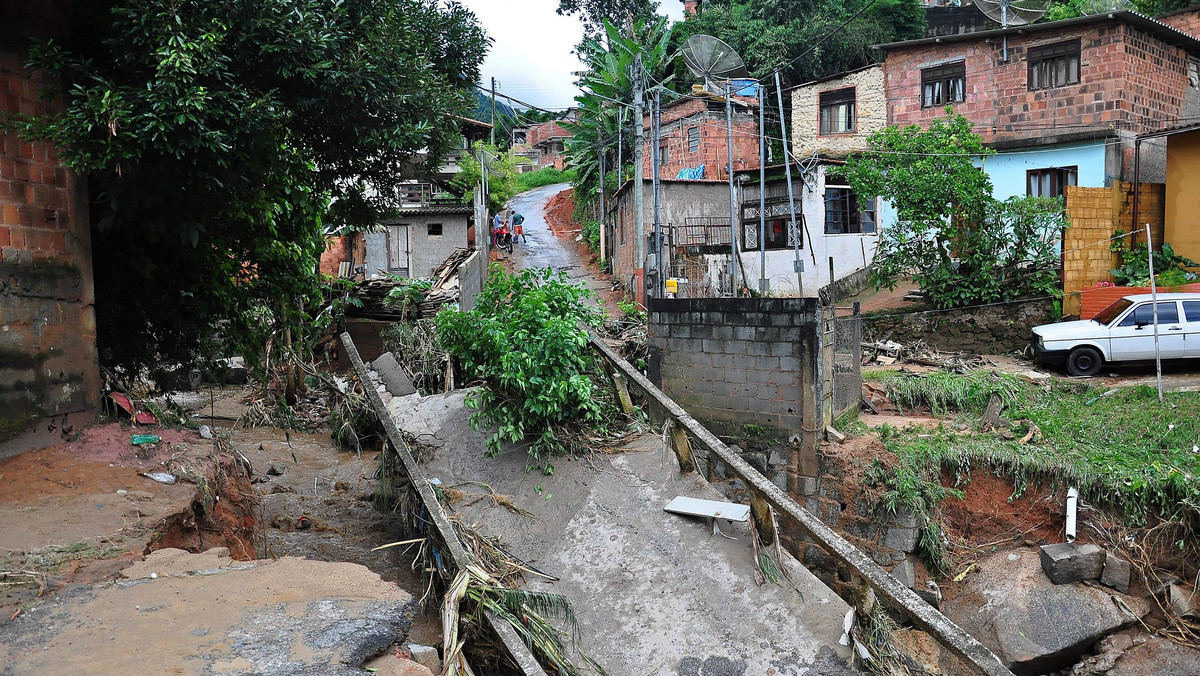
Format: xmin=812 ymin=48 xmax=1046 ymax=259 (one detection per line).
xmin=1108 ymin=637 xmax=1200 ymax=676
xmin=406 ymin=644 xmax=441 ymax=673
xmin=1099 ymin=552 xmax=1132 ymax=594
xmin=943 ymin=550 xmax=1149 ymax=674
xmin=1040 ymin=542 xmax=1105 ymax=584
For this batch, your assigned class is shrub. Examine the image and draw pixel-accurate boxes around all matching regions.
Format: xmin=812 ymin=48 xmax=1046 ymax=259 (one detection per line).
xmin=436 ymin=266 xmax=613 ymax=472
xmin=515 ymin=166 xmax=578 ymax=193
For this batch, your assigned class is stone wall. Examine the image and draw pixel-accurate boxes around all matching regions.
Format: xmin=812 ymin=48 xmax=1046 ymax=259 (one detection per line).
xmin=862 ymin=298 xmax=1058 ymax=355
xmin=792 ymin=65 xmax=886 ymax=159
xmin=0 ymin=14 xmax=101 ymax=452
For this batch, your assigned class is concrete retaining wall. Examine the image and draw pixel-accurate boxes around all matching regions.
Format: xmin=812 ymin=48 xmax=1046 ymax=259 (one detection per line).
xmin=862 ymin=298 xmax=1057 ymax=355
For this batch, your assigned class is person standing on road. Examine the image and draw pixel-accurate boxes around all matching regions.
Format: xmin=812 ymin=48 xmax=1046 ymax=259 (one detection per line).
xmin=512 ymin=212 xmax=526 ymax=244
xmin=492 ymin=211 xmax=503 ymax=248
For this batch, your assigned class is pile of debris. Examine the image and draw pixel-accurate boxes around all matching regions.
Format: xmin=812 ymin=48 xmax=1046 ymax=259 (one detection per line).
xmin=349 ymin=248 xmax=472 ymax=321
xmin=861 ymin=338 xmax=995 ymax=373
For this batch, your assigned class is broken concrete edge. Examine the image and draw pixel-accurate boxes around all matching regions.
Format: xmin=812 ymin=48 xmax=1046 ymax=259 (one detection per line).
xmin=340 ymin=332 xmax=550 ymax=676
xmin=588 ymin=332 xmax=1016 ymax=676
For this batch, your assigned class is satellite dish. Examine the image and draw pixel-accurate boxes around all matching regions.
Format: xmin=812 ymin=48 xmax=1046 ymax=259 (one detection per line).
xmin=682 ymin=35 xmax=749 ymax=91
xmin=974 ymin=0 xmax=1050 ymax=61
xmin=974 ymin=0 xmax=1050 ymax=27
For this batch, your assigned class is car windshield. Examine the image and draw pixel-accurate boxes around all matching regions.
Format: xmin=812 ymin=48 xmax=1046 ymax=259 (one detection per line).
xmin=1093 ymin=298 xmax=1134 ymax=325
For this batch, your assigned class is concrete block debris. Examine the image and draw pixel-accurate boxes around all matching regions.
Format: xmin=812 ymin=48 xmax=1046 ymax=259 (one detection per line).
xmin=1040 ymin=542 xmax=1105 ymax=584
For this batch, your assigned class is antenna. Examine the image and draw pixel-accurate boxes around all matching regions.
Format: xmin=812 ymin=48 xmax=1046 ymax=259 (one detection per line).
xmin=973 ymin=0 xmax=1050 ymax=60
xmin=681 ymin=34 xmax=749 ymax=92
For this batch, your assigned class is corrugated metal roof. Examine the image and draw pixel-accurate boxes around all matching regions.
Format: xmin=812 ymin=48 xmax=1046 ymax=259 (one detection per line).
xmin=395 ymin=204 xmax=474 ymax=216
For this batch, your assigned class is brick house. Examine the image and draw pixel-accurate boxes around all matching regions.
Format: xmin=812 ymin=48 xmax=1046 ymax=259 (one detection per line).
xmin=876 ymin=10 xmax=1200 ymax=314
xmin=526 ymin=110 xmax=577 ymax=169
xmin=641 ymin=92 xmax=760 ymax=180
xmin=0 ymin=0 xmax=102 ymax=454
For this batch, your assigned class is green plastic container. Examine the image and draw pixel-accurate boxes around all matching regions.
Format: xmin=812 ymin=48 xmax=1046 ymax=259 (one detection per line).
xmin=130 ymin=434 xmax=161 ymax=445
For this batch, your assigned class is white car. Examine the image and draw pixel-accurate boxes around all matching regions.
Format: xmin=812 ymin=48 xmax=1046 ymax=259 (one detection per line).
xmin=1031 ymin=293 xmax=1200 ymax=376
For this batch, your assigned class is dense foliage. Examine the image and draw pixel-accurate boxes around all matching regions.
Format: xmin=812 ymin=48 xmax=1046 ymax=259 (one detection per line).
xmin=667 ymin=0 xmax=926 ymax=87
xmin=845 ymin=112 xmax=1068 ymax=308
xmin=516 ymin=166 xmax=579 ymax=193
xmin=454 ymin=142 xmax=524 ymax=213
xmin=1046 ymin=0 xmax=1193 ymax=21
xmin=556 ymin=0 xmax=660 ymax=37
xmin=3 ymin=0 xmax=487 ymax=376
xmin=564 ymin=17 xmax=674 ymax=216
xmin=436 ymin=266 xmax=614 ymax=472
xmin=1110 ymin=238 xmax=1200 ymax=288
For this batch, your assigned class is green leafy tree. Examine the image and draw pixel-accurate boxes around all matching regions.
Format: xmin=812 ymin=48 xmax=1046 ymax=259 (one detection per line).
xmin=667 ymin=0 xmax=926 ymax=87
xmin=454 ymin=142 xmax=525 ymax=213
xmin=3 ymin=0 xmax=487 ymax=376
xmin=557 ymin=0 xmax=660 ymax=38
xmin=437 ymin=266 xmax=613 ymax=473
xmin=564 ymin=16 xmax=674 ymax=214
xmin=845 ymin=112 xmax=1067 ymax=308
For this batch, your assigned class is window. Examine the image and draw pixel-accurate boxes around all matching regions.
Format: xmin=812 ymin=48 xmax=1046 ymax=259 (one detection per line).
xmin=824 ymin=178 xmax=876 ymax=234
xmin=1190 ymin=59 xmax=1200 ymax=89
xmin=1028 ymin=40 xmax=1081 ymax=90
xmin=658 ymin=143 xmax=669 ymax=167
xmin=1118 ymin=302 xmax=1179 ymax=327
xmin=1027 ymin=167 xmax=1078 ymax=197
xmin=1184 ymin=300 xmax=1200 ymax=322
xmin=687 ymin=126 xmax=700 ymax=153
xmin=819 ymin=87 xmax=856 ymax=135
xmin=427 ymin=222 xmax=443 ymax=237
xmin=741 ymin=198 xmax=802 ymax=251
xmin=922 ymin=61 xmax=966 ymax=108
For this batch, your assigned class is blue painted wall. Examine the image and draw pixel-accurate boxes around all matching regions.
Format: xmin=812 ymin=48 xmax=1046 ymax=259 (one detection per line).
xmin=975 ymin=141 xmax=1109 ymax=200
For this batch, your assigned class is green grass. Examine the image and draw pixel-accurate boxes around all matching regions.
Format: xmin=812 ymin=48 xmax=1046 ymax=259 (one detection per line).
xmin=515 ymin=166 xmax=577 ymax=193
xmin=863 ymin=371 xmax=1200 ymax=541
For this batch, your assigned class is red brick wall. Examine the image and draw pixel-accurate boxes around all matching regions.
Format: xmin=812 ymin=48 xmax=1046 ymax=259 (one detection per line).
xmin=642 ymin=99 xmax=760 ymax=179
xmin=884 ymin=20 xmax=1191 ymax=150
xmin=1157 ymin=8 xmax=1200 ymax=38
xmin=318 ymin=232 xmax=365 ymax=277
xmin=1 ymin=45 xmax=101 ymax=450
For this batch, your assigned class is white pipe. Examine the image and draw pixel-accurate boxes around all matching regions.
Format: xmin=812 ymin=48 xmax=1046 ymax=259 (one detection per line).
xmin=1065 ymin=487 xmax=1079 ymax=543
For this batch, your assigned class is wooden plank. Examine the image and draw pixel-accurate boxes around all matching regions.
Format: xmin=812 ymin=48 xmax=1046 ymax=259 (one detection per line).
xmin=664 ymin=496 xmax=751 ymax=522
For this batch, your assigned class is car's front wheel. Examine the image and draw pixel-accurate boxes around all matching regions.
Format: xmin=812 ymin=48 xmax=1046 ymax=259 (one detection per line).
xmin=1066 ymin=346 xmax=1103 ymax=377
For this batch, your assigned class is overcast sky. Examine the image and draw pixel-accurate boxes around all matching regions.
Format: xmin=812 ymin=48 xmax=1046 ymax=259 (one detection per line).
xmin=460 ymin=0 xmax=684 ymax=112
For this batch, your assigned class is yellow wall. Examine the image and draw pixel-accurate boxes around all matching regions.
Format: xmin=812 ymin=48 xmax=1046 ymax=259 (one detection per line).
xmin=1166 ymin=131 xmax=1200 ymax=262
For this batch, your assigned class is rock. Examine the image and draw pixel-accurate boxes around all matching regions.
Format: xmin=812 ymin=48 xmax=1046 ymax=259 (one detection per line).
xmin=891 ymin=557 xmax=916 ymax=588
xmin=1107 ymin=637 xmax=1200 ymax=676
xmin=915 ymin=585 xmax=942 ymax=610
xmin=1040 ymin=542 xmax=1105 ymax=584
xmin=1099 ymin=552 xmax=1132 ymax=594
xmin=943 ymin=550 xmax=1150 ymax=674
xmin=372 ymin=352 xmax=417 ymax=397
xmin=882 ymin=526 xmax=920 ymax=553
xmin=126 ymin=491 xmax=155 ymax=502
xmin=825 ymin=426 xmax=846 ymax=444
xmin=406 ymin=644 xmax=441 ymax=673
xmin=270 ymin=484 xmax=295 ymax=494
xmin=1164 ymin=583 xmax=1199 ymax=618
xmin=362 ymin=655 xmax=435 ymax=676
xmin=267 ymin=462 xmax=286 ymax=477
xmin=893 ymin=628 xmax=972 ymax=675
xmin=1070 ymin=631 xmax=1134 ymax=675
xmin=222 ymin=356 xmax=248 ymax=385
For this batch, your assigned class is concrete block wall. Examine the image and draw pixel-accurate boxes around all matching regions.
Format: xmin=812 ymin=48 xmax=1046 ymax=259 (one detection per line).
xmin=646 ymin=297 xmax=818 ymax=435
xmin=407 ymin=215 xmax=470 ymax=279
xmin=1061 ymin=182 xmax=1165 ymax=317
xmin=792 ymin=66 xmax=886 ymax=159
xmin=0 ymin=42 xmax=101 ymax=450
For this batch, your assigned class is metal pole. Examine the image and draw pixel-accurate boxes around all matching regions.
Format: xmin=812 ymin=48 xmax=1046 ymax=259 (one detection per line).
xmin=758 ymin=83 xmax=766 ymax=295
xmin=775 ymin=71 xmax=803 ymax=295
xmin=1132 ymin=139 xmax=1141 ymax=248
xmin=1147 ymin=222 xmax=1163 ymax=402
xmin=657 ymin=88 xmax=667 ymax=297
xmin=490 ymin=77 xmax=497 ymax=146
xmin=726 ymin=83 xmax=740 ymax=294
xmin=599 ymin=135 xmax=607 ymax=266
xmin=632 ymin=54 xmax=646 ymax=303
xmin=617 ymin=107 xmax=624 ymax=185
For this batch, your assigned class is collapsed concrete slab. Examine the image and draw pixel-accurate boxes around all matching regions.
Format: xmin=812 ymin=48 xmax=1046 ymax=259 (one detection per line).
xmin=945 ymin=549 xmax=1149 ymax=675
xmin=0 ymin=550 xmax=417 ymax=676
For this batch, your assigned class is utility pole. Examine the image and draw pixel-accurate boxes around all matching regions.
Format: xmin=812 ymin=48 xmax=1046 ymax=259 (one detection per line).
xmin=775 ymin=70 xmax=803 ymax=295
xmin=490 ymin=77 xmax=497 ymax=146
xmin=599 ymin=134 xmax=607 ymax=265
xmin=632 ymin=53 xmax=646 ymax=303
xmin=758 ymin=83 xmax=766 ymax=295
xmin=651 ymin=88 xmax=663 ymax=298
xmin=617 ymin=107 xmax=624 ymax=184
xmin=725 ymin=81 xmax=740 ymax=294
xmin=1147 ymin=222 xmax=1163 ymax=401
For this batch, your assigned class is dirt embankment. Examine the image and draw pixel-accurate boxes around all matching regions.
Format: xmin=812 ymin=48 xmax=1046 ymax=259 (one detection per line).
xmin=543 ymin=188 xmax=623 ymax=315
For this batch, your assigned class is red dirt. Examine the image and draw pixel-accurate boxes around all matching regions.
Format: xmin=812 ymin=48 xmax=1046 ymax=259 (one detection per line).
xmin=543 ymin=188 xmax=623 ymax=316
xmin=939 ymin=468 xmax=1066 ymax=547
